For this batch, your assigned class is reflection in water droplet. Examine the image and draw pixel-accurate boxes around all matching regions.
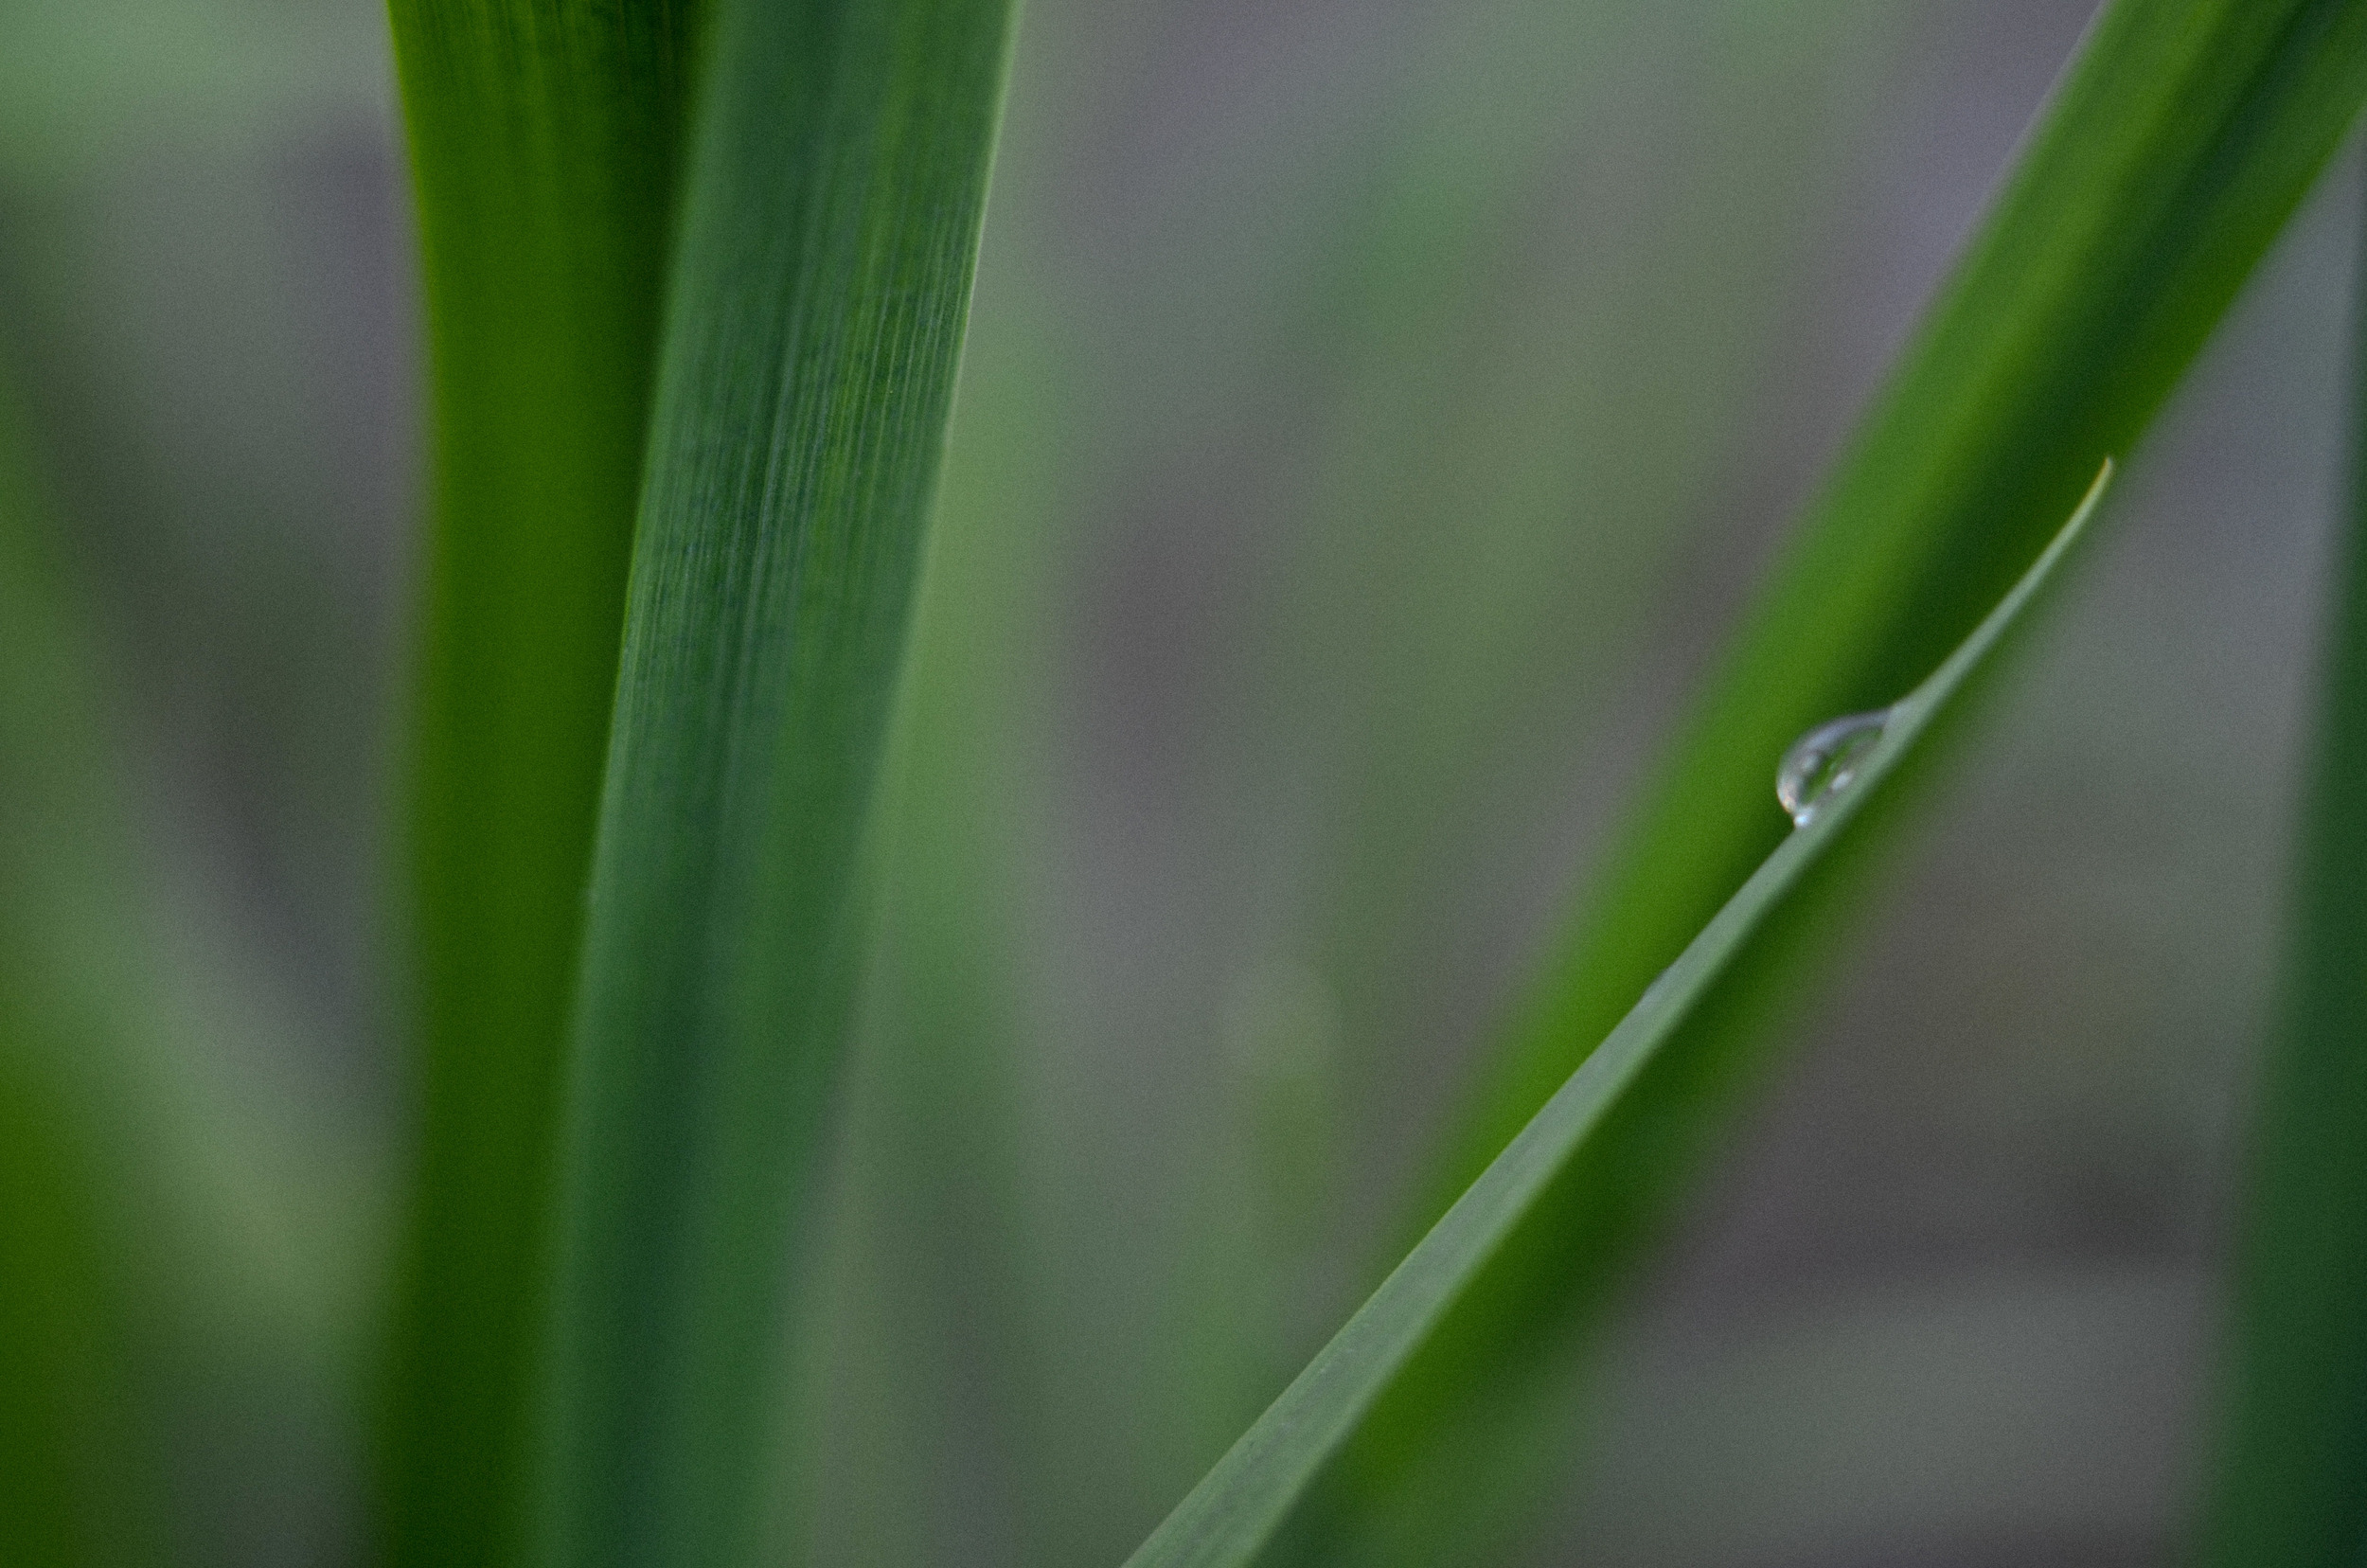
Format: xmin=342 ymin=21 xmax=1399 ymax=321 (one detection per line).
xmin=1776 ymin=708 xmax=1890 ymax=827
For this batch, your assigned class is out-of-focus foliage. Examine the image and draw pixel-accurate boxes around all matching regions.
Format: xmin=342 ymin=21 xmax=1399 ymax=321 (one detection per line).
xmin=2200 ymin=174 xmax=2367 ymax=1568
xmin=0 ymin=3 xmax=393 ymax=1561
xmin=0 ymin=370 xmax=155 ymax=1568
xmin=0 ymin=0 xmax=384 ymax=175
xmin=0 ymin=343 xmax=366 ymax=1566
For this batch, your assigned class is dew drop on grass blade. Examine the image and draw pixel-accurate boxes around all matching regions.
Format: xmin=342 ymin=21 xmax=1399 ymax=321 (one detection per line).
xmin=1122 ymin=460 xmax=2112 ymax=1568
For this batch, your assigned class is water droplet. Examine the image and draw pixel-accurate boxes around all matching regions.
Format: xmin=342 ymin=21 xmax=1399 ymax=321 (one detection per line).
xmin=1776 ymin=708 xmax=1890 ymax=827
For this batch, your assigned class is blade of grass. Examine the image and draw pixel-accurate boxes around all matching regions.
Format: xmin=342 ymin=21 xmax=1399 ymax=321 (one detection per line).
xmin=1433 ymin=0 xmax=2367 ymax=1228
xmin=2196 ymin=166 xmax=2367 ymax=1568
xmin=379 ymin=5 xmax=702 ymax=1565
xmin=1355 ymin=0 xmax=2367 ymax=1538
xmin=1123 ymin=466 xmax=2114 ymax=1568
xmin=529 ymin=2 xmax=1016 ymax=1564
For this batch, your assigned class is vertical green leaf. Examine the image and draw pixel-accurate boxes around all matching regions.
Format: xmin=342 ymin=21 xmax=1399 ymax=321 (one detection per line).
xmin=531 ymin=2 xmax=1016 ymax=1564
xmin=2198 ymin=169 xmax=2367 ymax=1568
xmin=380 ymin=3 xmax=703 ymax=1563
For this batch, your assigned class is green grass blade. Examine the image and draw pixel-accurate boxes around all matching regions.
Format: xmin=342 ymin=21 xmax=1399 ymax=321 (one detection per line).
xmin=530 ymin=2 xmax=1016 ymax=1563
xmin=379 ymin=5 xmax=702 ymax=1564
xmin=1432 ymin=0 xmax=2367 ymax=1229
xmin=1358 ymin=0 xmax=2367 ymax=1535
xmin=1124 ymin=467 xmax=2113 ymax=1568
xmin=2197 ymin=172 xmax=2367 ymax=1567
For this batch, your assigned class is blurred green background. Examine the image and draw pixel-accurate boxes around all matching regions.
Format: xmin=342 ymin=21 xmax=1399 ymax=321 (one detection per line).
xmin=0 ymin=0 xmax=2351 ymax=1562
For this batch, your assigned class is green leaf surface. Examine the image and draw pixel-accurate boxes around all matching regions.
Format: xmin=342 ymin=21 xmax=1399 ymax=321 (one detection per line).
xmin=1369 ymin=0 xmax=2367 ymax=1534
xmin=1124 ymin=467 xmax=2113 ymax=1568
xmin=2198 ymin=169 xmax=2367 ymax=1568
xmin=528 ymin=2 xmax=1016 ymax=1563
xmin=380 ymin=5 xmax=703 ymax=1564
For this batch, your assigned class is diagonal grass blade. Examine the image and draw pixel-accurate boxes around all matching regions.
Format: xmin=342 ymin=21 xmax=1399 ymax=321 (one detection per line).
xmin=1124 ymin=467 xmax=2113 ymax=1568
xmin=1350 ymin=0 xmax=2367 ymax=1543
xmin=1429 ymin=0 xmax=2367 ymax=1241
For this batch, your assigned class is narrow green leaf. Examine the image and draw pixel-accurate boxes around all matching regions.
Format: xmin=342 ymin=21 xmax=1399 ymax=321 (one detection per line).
xmin=1433 ymin=0 xmax=2367 ymax=1226
xmin=379 ymin=5 xmax=702 ymax=1564
xmin=2198 ymin=172 xmax=2367 ymax=1567
xmin=1365 ymin=0 xmax=2367 ymax=1535
xmin=1125 ymin=467 xmax=2113 ymax=1568
xmin=530 ymin=3 xmax=1016 ymax=1564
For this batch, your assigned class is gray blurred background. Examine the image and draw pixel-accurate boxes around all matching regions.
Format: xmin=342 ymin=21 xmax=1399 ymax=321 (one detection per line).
xmin=0 ymin=0 xmax=2350 ymax=1562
